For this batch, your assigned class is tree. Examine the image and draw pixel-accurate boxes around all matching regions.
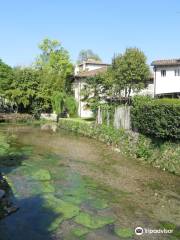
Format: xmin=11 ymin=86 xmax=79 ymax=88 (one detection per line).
xmin=111 ymin=48 xmax=150 ymax=101
xmin=77 ymin=49 xmax=101 ymax=63
xmin=36 ymin=38 xmax=73 ymax=93
xmin=81 ymin=74 xmax=106 ymax=112
xmin=51 ymin=91 xmax=77 ymax=117
xmin=34 ymin=38 xmax=74 ymax=113
xmin=6 ymin=67 xmax=41 ymax=113
xmin=81 ymin=48 xmax=150 ymax=116
xmin=0 ymin=59 xmax=13 ymax=96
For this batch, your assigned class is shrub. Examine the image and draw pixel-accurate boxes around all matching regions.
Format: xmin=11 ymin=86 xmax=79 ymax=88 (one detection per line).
xmin=131 ymin=96 xmax=180 ymax=140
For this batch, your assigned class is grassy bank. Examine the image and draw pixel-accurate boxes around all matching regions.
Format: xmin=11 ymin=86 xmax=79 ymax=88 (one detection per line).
xmin=58 ymin=118 xmax=180 ymax=176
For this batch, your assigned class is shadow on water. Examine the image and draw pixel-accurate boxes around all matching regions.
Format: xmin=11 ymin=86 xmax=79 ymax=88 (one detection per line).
xmin=0 ymin=135 xmax=59 ymax=240
xmin=0 ymin=195 xmax=60 ymax=240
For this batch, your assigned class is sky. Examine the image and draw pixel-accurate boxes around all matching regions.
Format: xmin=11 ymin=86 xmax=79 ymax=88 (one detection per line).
xmin=0 ymin=0 xmax=180 ymax=67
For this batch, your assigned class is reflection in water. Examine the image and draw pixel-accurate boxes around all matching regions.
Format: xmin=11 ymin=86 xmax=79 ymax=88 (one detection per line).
xmin=0 ymin=124 xmax=179 ymax=240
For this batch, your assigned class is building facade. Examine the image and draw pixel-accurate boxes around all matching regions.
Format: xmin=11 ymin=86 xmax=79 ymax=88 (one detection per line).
xmin=74 ymin=60 xmax=109 ymax=118
xmin=151 ymin=59 xmax=180 ymax=97
xmin=73 ymin=60 xmax=155 ymax=118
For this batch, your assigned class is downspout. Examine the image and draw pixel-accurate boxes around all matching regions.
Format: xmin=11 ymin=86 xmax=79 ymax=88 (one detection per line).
xmin=154 ymin=66 xmax=157 ymax=98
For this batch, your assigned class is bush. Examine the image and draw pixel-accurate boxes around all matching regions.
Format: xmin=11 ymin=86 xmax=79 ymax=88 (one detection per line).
xmin=131 ymin=96 xmax=180 ymax=139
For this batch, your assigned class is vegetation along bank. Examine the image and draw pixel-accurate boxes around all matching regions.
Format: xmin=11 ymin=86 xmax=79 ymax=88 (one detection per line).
xmin=58 ymin=118 xmax=180 ymax=176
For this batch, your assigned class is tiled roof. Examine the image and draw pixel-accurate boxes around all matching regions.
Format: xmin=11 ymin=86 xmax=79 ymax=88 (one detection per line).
xmin=75 ymin=66 xmax=108 ymax=77
xmin=78 ymin=60 xmax=110 ymax=66
xmin=151 ymin=59 xmax=180 ymax=66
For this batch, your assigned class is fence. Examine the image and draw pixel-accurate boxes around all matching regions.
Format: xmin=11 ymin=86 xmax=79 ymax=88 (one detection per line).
xmin=97 ymin=105 xmax=131 ymax=130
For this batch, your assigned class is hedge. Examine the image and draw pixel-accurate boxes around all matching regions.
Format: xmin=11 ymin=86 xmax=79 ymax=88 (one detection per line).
xmin=131 ymin=97 xmax=180 ymax=140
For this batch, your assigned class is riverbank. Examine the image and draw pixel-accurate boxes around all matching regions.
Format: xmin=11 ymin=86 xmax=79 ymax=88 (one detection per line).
xmin=0 ymin=113 xmax=33 ymax=123
xmin=58 ymin=118 xmax=180 ymax=176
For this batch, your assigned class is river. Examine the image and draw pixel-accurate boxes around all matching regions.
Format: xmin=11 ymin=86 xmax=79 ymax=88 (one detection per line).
xmin=0 ymin=124 xmax=179 ymax=240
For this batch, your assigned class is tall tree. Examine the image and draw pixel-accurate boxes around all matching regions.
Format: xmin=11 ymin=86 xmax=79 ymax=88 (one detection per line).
xmin=112 ymin=48 xmax=150 ymax=100
xmin=77 ymin=49 xmax=101 ymax=63
xmin=6 ymin=67 xmax=40 ymax=113
xmin=36 ymin=38 xmax=73 ymax=93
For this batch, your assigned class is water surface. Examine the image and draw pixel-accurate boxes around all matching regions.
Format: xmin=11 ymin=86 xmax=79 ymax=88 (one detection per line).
xmin=0 ymin=124 xmax=179 ymax=240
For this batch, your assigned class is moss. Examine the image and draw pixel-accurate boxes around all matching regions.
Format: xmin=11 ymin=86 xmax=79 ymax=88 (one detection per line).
xmin=74 ymin=212 xmax=115 ymax=229
xmin=115 ymin=227 xmax=134 ymax=238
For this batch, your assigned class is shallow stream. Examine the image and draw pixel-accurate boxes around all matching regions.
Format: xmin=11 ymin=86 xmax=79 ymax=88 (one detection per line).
xmin=0 ymin=124 xmax=179 ymax=240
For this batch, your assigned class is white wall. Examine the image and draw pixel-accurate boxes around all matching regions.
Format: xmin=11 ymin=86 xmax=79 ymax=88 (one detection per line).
xmin=155 ymin=66 xmax=180 ymax=94
xmin=73 ymin=79 xmax=93 ymax=118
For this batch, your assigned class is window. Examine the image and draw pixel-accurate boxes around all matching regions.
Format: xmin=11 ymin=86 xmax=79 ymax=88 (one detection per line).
xmin=175 ymin=69 xmax=180 ymax=76
xmin=161 ymin=70 xmax=166 ymax=77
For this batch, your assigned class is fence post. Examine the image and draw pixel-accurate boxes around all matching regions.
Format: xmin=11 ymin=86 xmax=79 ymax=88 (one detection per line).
xmin=97 ymin=106 xmax=102 ymax=124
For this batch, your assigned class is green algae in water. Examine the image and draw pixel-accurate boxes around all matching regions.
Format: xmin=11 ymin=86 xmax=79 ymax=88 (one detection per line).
xmin=36 ymin=181 xmax=55 ymax=194
xmin=0 ymin=134 xmax=10 ymax=156
xmin=31 ymin=169 xmax=51 ymax=181
xmin=38 ymin=194 xmax=81 ymax=232
xmin=115 ymin=227 xmax=134 ymax=238
xmin=71 ymin=226 xmax=90 ymax=237
xmin=13 ymin=166 xmax=51 ymax=181
xmin=88 ymin=198 xmax=108 ymax=210
xmin=74 ymin=212 xmax=115 ymax=229
xmin=43 ymin=194 xmax=80 ymax=219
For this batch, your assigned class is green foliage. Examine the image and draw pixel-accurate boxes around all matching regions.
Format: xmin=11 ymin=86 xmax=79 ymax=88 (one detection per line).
xmin=51 ymin=92 xmax=77 ymax=116
xmin=65 ymin=95 xmax=77 ymax=116
xmin=59 ymin=118 xmax=180 ymax=175
xmin=77 ymin=49 xmax=101 ymax=63
xmin=0 ymin=59 xmax=13 ymax=95
xmin=81 ymin=74 xmax=107 ymax=113
xmin=6 ymin=67 xmax=41 ymax=114
xmin=131 ymin=96 xmax=180 ymax=139
xmin=0 ymin=38 xmax=76 ymax=116
xmin=111 ymin=48 xmax=150 ymax=99
xmin=81 ymin=48 xmax=150 ymax=117
xmin=51 ymin=91 xmax=66 ymax=115
xmin=36 ymin=38 xmax=73 ymax=93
